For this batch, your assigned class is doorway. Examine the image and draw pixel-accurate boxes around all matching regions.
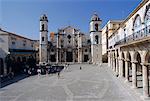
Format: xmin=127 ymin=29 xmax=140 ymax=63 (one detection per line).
xmin=84 ymin=55 xmax=88 ymax=62
xmin=66 ymin=52 xmax=73 ymax=62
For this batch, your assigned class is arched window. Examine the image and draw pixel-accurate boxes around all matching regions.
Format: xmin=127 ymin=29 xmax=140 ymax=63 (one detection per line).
xmin=133 ymin=15 xmax=141 ymax=30
xmin=42 ymin=24 xmax=44 ymax=31
xmin=95 ymin=23 xmax=99 ymax=31
xmin=67 ymin=35 xmax=71 ymax=39
xmin=87 ymin=39 xmax=91 ymax=44
xmin=95 ymin=35 xmax=99 ymax=44
xmin=145 ymin=4 xmax=150 ymax=24
xmin=133 ymin=15 xmax=141 ymax=29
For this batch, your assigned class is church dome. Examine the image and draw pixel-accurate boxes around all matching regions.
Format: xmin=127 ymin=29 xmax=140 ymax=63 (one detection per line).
xmin=40 ymin=14 xmax=48 ymax=21
xmin=91 ymin=13 xmax=100 ymax=21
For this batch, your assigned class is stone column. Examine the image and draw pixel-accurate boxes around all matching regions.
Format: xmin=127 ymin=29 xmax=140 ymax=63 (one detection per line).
xmin=73 ymin=50 xmax=75 ymax=63
xmin=112 ymin=54 xmax=114 ymax=70
xmin=116 ymin=57 xmax=119 ymax=75
xmin=111 ymin=54 xmax=113 ymax=69
xmin=56 ymin=34 xmax=59 ymax=64
xmin=110 ymin=56 xmax=112 ymax=68
xmin=125 ymin=60 xmax=129 ymax=82
xmin=119 ymin=58 xmax=123 ymax=77
xmin=59 ymin=50 xmax=61 ymax=63
xmin=56 ymin=49 xmax=59 ymax=63
xmin=80 ymin=49 xmax=82 ymax=63
xmin=131 ymin=61 xmax=137 ymax=89
xmin=111 ymin=56 xmax=113 ymax=69
xmin=108 ymin=52 xmax=110 ymax=67
xmin=113 ymin=56 xmax=116 ymax=72
xmin=110 ymin=52 xmax=112 ymax=69
xmin=78 ymin=48 xmax=82 ymax=63
xmin=78 ymin=48 xmax=80 ymax=63
xmin=64 ymin=51 xmax=66 ymax=63
xmin=142 ymin=63 xmax=149 ymax=98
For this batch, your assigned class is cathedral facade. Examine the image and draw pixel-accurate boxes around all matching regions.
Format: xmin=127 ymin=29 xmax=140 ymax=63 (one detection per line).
xmin=39 ymin=13 xmax=102 ymax=64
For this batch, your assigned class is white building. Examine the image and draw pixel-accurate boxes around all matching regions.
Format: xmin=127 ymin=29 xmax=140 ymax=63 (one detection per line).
xmin=102 ymin=20 xmax=123 ymax=62
xmin=107 ymin=0 xmax=150 ymax=99
xmin=0 ymin=29 xmax=37 ymax=76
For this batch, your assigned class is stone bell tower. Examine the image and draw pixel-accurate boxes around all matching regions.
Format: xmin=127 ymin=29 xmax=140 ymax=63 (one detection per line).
xmin=39 ymin=14 xmax=48 ymax=64
xmin=90 ymin=13 xmax=102 ymax=64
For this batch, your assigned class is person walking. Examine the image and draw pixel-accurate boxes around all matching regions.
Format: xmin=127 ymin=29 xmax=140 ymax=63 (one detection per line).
xmin=80 ymin=66 xmax=82 ymax=70
xmin=57 ymin=71 xmax=60 ymax=79
xmin=37 ymin=67 xmax=41 ymax=76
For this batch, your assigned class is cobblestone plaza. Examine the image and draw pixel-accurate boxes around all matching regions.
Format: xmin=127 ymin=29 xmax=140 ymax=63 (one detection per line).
xmin=0 ymin=64 xmax=141 ymax=101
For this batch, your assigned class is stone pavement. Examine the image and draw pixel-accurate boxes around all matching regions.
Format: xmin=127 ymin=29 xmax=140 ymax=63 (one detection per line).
xmin=0 ymin=64 xmax=142 ymax=101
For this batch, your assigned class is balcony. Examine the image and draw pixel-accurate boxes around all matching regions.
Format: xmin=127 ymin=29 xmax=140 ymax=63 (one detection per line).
xmin=115 ymin=25 xmax=150 ymax=46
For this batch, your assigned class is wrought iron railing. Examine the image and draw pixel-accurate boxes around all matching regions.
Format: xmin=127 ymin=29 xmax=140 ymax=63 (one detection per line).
xmin=115 ymin=25 xmax=150 ymax=46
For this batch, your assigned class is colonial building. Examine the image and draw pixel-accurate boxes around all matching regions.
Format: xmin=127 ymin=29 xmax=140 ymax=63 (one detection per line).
xmin=39 ymin=13 xmax=102 ymax=64
xmin=102 ymin=20 xmax=123 ymax=62
xmin=0 ymin=29 xmax=37 ymax=76
xmin=107 ymin=0 xmax=150 ymax=99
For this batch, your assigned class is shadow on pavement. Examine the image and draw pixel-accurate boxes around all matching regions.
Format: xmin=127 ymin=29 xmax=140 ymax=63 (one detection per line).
xmin=0 ymin=74 xmax=29 ymax=88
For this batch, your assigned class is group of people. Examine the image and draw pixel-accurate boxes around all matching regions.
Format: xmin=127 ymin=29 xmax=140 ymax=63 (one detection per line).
xmin=4 ymin=55 xmax=37 ymax=78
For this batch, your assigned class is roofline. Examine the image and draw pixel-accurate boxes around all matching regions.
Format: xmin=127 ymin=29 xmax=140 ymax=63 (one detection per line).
xmin=58 ymin=25 xmax=80 ymax=31
xmin=109 ymin=0 xmax=148 ymax=38
xmin=102 ymin=20 xmax=123 ymax=30
xmin=0 ymin=29 xmax=35 ymax=41
xmin=122 ymin=0 xmax=149 ymax=24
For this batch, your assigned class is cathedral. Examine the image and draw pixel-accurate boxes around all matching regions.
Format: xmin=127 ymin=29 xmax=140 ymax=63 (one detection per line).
xmin=39 ymin=13 xmax=102 ymax=64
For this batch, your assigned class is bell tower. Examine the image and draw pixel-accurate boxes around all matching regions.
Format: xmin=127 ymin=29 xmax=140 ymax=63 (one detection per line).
xmin=39 ymin=14 xmax=48 ymax=64
xmin=90 ymin=13 xmax=102 ymax=64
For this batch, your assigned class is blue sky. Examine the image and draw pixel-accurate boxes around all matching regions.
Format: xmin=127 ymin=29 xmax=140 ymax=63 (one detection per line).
xmin=0 ymin=0 xmax=142 ymax=40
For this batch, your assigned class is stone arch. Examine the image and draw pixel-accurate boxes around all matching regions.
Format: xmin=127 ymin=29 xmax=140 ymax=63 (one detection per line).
xmin=127 ymin=52 xmax=132 ymax=81
xmin=134 ymin=51 xmax=143 ymax=88
xmin=145 ymin=51 xmax=150 ymax=63
xmin=136 ymin=52 xmax=142 ymax=72
xmin=143 ymin=51 xmax=150 ymax=97
xmin=133 ymin=51 xmax=140 ymax=61
xmin=126 ymin=51 xmax=131 ymax=60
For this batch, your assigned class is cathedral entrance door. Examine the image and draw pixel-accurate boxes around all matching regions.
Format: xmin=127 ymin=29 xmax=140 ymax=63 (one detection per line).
xmin=84 ymin=55 xmax=89 ymax=62
xmin=51 ymin=55 xmax=56 ymax=62
xmin=66 ymin=52 xmax=73 ymax=62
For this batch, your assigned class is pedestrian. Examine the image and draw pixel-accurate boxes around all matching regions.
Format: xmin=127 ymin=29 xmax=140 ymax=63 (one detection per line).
xmin=80 ymin=66 xmax=82 ymax=70
xmin=37 ymin=68 xmax=41 ymax=76
xmin=65 ymin=64 xmax=68 ymax=70
xmin=116 ymin=73 xmax=119 ymax=77
xmin=57 ymin=71 xmax=60 ymax=79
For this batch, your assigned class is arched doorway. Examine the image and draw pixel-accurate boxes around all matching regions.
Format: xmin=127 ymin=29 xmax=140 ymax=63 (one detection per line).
xmin=127 ymin=52 xmax=132 ymax=82
xmin=66 ymin=49 xmax=73 ymax=62
xmin=51 ymin=55 xmax=56 ymax=62
xmin=122 ymin=52 xmax=125 ymax=77
xmin=134 ymin=52 xmax=142 ymax=88
xmin=144 ymin=51 xmax=150 ymax=96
